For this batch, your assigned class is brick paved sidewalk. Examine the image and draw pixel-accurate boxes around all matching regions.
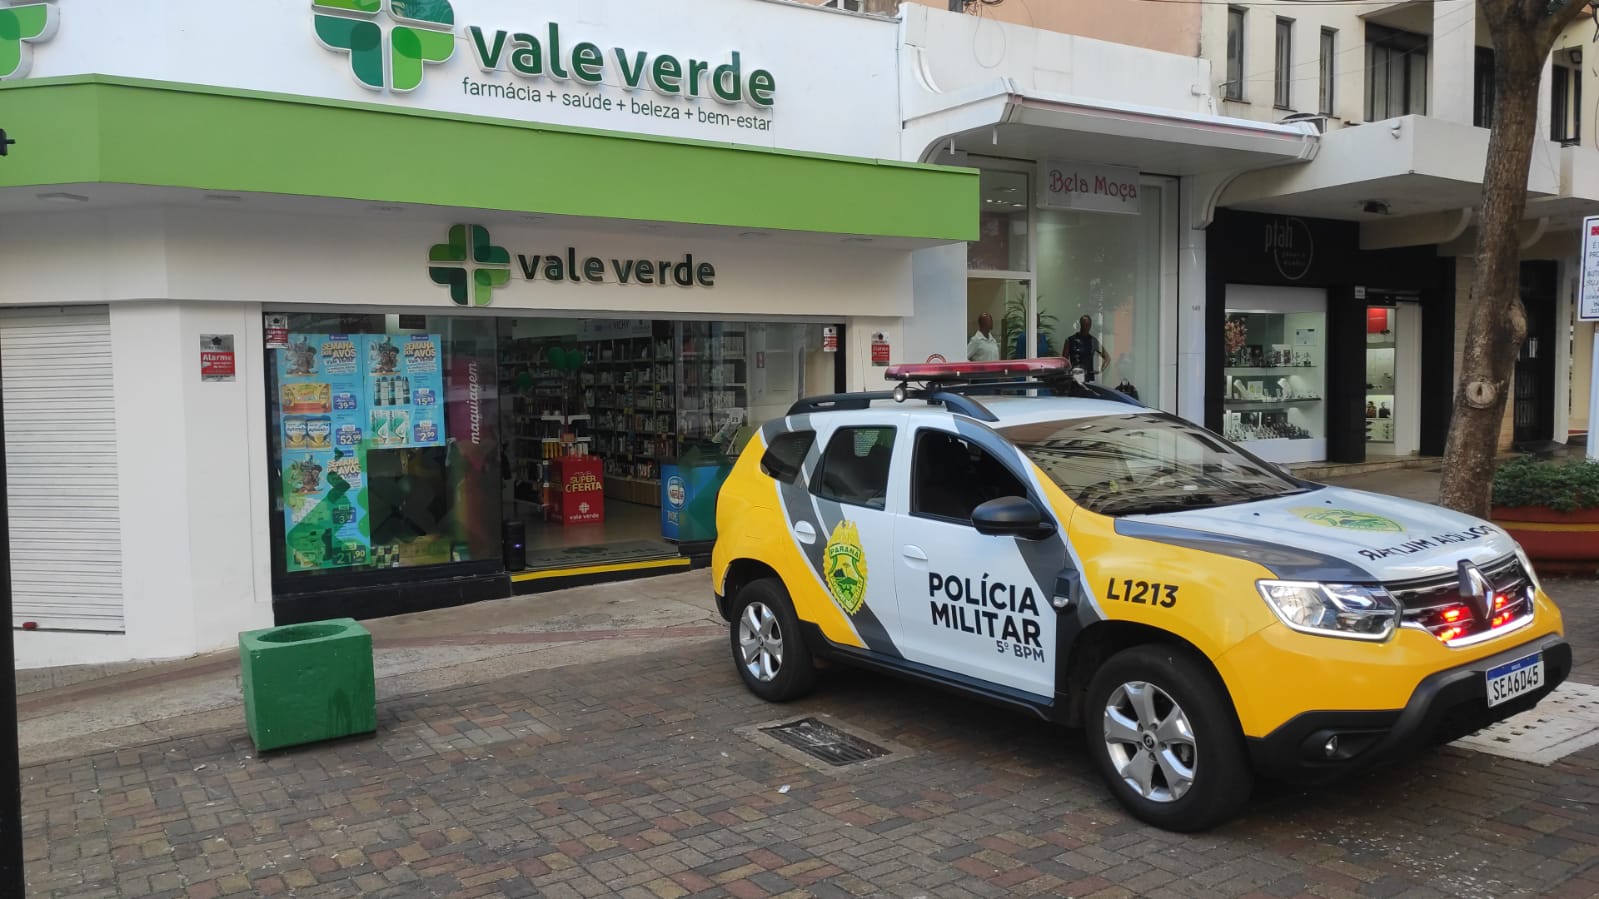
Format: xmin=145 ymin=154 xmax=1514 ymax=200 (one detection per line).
xmin=22 ymin=577 xmax=1599 ymax=899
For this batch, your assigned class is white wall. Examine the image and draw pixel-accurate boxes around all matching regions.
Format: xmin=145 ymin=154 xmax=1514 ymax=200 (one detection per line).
xmin=26 ymin=0 xmax=900 ymax=158
xmin=902 ymin=4 xmax=1213 ymax=115
xmin=4 ymin=208 xmax=917 ymax=321
xmin=903 ymin=244 xmax=966 ymax=366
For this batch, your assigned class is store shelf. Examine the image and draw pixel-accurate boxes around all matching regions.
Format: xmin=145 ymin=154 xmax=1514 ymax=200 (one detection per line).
xmin=1225 ymin=366 xmax=1318 ymax=374
xmin=1223 ymin=398 xmax=1323 ymax=409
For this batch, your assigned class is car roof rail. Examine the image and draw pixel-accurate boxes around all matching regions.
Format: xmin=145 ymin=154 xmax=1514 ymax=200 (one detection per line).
xmin=786 ymin=391 xmax=900 ymax=416
xmin=785 ymin=389 xmax=1000 ymax=422
xmin=881 ymin=358 xmax=1144 ymax=409
xmin=785 ymin=376 xmax=1143 ymax=420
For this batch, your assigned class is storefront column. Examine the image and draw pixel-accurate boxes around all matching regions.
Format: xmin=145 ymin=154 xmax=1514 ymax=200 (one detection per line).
xmin=845 ymin=317 xmax=903 ymax=392
xmin=1178 ymin=178 xmax=1208 ymax=424
xmin=112 ymin=302 xmax=273 ymax=660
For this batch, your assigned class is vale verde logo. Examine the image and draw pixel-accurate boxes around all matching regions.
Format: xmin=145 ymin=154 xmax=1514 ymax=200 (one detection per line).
xmin=313 ymin=0 xmax=457 ymax=93
xmin=0 ymin=0 xmax=59 ymax=81
xmin=428 ymin=225 xmax=510 ymax=307
xmin=310 ymin=0 xmax=775 ymax=112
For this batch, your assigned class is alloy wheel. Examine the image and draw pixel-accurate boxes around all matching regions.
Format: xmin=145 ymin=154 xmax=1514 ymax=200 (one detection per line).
xmin=737 ymin=601 xmax=784 ymax=682
xmin=1102 ymin=680 xmax=1197 ymax=802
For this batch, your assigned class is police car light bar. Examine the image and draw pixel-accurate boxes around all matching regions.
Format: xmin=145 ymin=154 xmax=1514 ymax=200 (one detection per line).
xmin=883 ymin=358 xmax=1067 ymax=383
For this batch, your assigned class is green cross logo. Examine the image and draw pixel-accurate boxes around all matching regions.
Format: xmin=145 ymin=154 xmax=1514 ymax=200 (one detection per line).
xmin=429 ymin=225 xmax=510 ymax=307
xmin=312 ymin=0 xmax=455 ymax=93
xmin=0 ymin=1 xmax=59 ymax=81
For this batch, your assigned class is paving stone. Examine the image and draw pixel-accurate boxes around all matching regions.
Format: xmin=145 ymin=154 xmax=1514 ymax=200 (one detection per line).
xmin=19 ymin=581 xmax=1599 ymax=899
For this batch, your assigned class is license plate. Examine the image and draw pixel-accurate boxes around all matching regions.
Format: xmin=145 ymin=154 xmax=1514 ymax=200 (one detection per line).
xmin=1485 ymin=652 xmax=1544 ymax=708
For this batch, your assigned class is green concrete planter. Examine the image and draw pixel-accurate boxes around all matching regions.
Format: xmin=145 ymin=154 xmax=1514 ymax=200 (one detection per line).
xmin=239 ymin=618 xmax=376 ymax=752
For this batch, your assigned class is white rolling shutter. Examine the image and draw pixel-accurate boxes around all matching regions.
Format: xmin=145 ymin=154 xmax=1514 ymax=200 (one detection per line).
xmin=1 ymin=306 xmax=124 ymax=631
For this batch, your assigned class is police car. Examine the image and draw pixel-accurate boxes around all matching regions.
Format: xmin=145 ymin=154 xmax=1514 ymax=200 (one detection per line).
xmin=710 ymin=359 xmax=1570 ymax=831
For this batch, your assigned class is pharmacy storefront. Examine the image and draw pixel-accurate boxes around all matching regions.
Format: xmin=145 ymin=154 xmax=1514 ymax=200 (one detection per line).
xmin=0 ymin=0 xmax=973 ymax=664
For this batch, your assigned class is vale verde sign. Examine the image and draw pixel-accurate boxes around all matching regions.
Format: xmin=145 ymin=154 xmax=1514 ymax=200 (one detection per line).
xmin=312 ymin=1 xmax=776 ymax=132
xmin=428 ymin=225 xmax=717 ymax=308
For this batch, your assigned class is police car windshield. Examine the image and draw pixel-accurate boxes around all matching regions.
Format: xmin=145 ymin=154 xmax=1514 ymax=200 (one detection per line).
xmin=999 ymin=412 xmax=1314 ymax=516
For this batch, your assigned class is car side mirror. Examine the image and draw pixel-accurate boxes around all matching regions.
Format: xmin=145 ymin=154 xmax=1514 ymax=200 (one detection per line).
xmin=972 ymin=496 xmax=1056 ymax=540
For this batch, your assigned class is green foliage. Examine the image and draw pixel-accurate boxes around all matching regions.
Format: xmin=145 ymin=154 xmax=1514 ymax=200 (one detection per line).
xmin=1001 ymin=292 xmax=1057 ymax=360
xmin=1491 ymin=456 xmax=1599 ymax=511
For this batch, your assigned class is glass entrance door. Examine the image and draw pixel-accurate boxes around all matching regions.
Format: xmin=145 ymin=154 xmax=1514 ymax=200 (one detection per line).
xmin=965 ymin=277 xmax=1032 ymax=362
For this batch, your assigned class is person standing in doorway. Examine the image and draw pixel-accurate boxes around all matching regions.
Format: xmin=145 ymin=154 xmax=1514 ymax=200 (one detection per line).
xmin=1066 ymin=315 xmax=1111 ymax=382
xmin=967 ymin=312 xmax=999 ymax=361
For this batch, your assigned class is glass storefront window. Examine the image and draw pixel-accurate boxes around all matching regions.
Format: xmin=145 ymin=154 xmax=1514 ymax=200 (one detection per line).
xmin=1035 ymin=185 xmax=1164 ymax=401
xmin=968 ymin=170 xmax=1029 ymax=273
xmin=1221 ymin=286 xmax=1328 ymax=464
xmin=267 ymin=313 xmax=500 ymax=577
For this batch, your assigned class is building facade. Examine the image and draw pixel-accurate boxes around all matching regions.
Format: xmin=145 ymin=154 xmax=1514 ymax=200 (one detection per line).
xmin=1199 ymin=0 xmax=1599 ymax=459
xmin=0 ymin=0 xmax=974 ymax=665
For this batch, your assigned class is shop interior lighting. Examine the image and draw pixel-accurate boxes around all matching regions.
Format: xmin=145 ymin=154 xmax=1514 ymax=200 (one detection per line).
xmin=738 ymin=231 xmax=770 ymax=240
xmin=37 ymin=192 xmax=89 ymax=204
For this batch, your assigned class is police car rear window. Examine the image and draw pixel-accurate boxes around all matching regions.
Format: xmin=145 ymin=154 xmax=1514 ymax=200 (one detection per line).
xmin=812 ymin=427 xmax=896 ymax=510
xmin=760 ymin=431 xmax=815 ymax=483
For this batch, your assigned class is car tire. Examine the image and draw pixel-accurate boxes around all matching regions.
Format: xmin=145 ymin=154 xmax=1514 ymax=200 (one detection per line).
xmin=1083 ymin=644 xmax=1252 ymax=832
xmin=730 ymin=578 xmax=816 ymax=702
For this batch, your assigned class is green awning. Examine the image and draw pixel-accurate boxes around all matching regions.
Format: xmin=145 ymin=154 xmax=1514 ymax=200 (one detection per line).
xmin=0 ymin=76 xmax=977 ymax=242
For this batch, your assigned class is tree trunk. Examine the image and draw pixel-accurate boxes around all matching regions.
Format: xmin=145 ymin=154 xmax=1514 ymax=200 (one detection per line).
xmin=1437 ymin=0 xmax=1585 ymax=516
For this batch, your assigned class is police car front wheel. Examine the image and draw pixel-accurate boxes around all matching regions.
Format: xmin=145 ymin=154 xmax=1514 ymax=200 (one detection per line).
xmin=1085 ymin=645 xmax=1252 ymax=832
xmin=730 ymin=579 xmax=816 ymax=702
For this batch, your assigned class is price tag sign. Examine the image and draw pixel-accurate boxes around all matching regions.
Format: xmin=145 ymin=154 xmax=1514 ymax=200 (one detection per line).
xmin=1581 ymin=216 xmax=1599 ymax=321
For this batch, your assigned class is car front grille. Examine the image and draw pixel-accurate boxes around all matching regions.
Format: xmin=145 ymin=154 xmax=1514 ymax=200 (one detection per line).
xmin=1385 ymin=553 xmax=1535 ymax=645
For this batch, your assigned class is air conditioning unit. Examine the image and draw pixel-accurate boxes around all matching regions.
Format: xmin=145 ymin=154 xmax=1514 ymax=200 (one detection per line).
xmin=1277 ymin=112 xmax=1331 ymax=134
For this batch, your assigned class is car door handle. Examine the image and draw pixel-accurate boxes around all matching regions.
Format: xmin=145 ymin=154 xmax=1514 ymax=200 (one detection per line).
xmin=794 ymin=521 xmax=817 ymax=545
xmin=902 ymin=545 xmax=928 ymax=562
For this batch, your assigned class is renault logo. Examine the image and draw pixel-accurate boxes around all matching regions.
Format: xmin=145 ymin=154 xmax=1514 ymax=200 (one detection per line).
xmin=1457 ymin=560 xmax=1492 ymax=621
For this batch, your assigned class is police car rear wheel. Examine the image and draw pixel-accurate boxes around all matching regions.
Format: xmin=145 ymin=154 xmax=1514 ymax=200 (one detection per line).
xmin=730 ymin=579 xmax=816 ymax=702
xmin=1085 ymin=645 xmax=1251 ymax=832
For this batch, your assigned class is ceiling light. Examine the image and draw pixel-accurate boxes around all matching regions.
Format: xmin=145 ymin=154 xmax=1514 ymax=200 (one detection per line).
xmin=37 ymin=191 xmax=88 ymax=204
xmin=739 ymin=231 xmax=770 ymax=240
xmin=842 ymin=236 xmax=874 ymax=244
xmin=370 ymin=205 xmax=404 ymax=214
xmin=1361 ymin=200 xmax=1391 ymax=215
xmin=521 ymin=214 xmax=546 ymax=223
xmin=204 ymin=193 xmax=242 ymax=203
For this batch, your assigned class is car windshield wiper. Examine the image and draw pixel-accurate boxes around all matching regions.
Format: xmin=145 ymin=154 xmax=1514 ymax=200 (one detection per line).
xmin=1094 ymin=493 xmax=1231 ymax=516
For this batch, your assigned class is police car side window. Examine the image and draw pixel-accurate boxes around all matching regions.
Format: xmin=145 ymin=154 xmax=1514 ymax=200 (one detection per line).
xmin=811 ymin=427 xmax=896 ymax=510
xmin=912 ymin=430 xmax=1028 ymax=524
xmin=759 ymin=431 xmax=815 ymax=484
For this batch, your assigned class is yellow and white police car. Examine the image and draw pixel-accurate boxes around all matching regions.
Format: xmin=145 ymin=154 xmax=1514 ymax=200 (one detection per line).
xmin=711 ymin=359 xmax=1569 ymax=831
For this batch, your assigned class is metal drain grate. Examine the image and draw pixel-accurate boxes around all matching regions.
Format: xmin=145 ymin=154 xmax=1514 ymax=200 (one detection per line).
xmin=1451 ymin=682 xmax=1599 ymax=765
xmin=760 ymin=717 xmax=890 ymax=767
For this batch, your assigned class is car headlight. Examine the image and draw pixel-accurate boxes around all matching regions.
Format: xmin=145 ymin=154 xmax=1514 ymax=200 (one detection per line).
xmin=1513 ymin=544 xmax=1543 ymax=595
xmin=1256 ymin=580 xmax=1399 ymax=642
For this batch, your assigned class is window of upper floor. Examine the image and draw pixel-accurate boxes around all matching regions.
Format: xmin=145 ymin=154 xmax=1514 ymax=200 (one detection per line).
xmin=1552 ymin=54 xmax=1582 ymax=145
xmin=1318 ymin=28 xmax=1336 ymax=117
xmin=1366 ymin=24 xmax=1428 ymax=121
xmin=1474 ymin=46 xmax=1495 ymax=129
xmin=1225 ymin=6 xmax=1246 ymax=102
xmin=1274 ymin=17 xmax=1294 ymax=109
